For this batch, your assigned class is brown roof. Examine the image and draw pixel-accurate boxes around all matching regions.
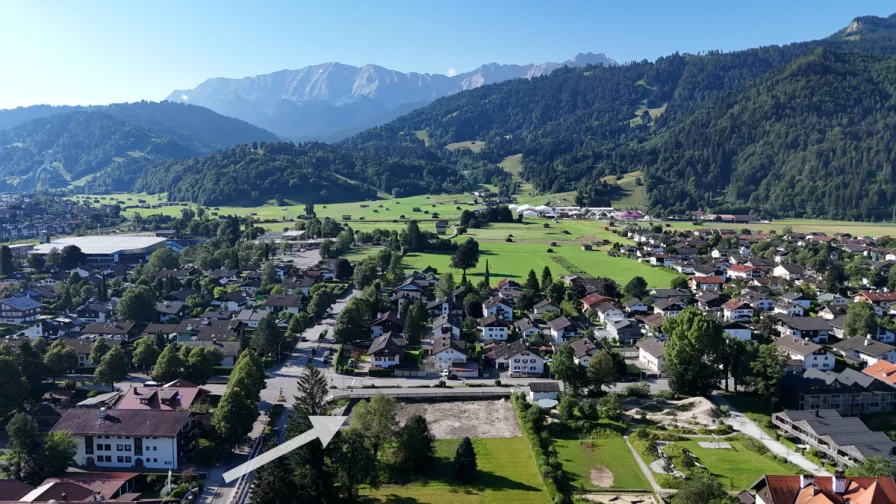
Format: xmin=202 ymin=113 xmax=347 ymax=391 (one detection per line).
xmin=0 ymin=479 xmax=34 ymax=500
xmin=41 ymin=472 xmax=139 ymax=499
xmin=114 ymin=386 xmax=204 ymax=411
xmin=754 ymin=474 xmax=896 ymax=504
xmin=81 ymin=321 xmax=136 ymax=335
xmin=51 ymin=409 xmax=190 ymax=437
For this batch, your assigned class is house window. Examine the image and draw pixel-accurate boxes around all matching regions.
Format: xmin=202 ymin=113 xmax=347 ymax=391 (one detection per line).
xmin=124 ymin=445 xmax=131 ymax=452
xmin=117 ymin=456 xmax=124 ymax=463
xmin=117 ymin=444 xmax=123 ymax=451
xmin=126 ymin=456 xmax=132 ymax=463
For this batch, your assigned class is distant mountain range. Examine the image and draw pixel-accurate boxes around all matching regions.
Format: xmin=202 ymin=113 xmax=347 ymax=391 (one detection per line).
xmin=164 ymin=53 xmax=617 ymax=141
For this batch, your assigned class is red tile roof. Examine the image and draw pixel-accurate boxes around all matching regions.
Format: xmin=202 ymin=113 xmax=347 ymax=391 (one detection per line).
xmin=114 ymin=386 xmax=203 ymax=411
xmin=580 ymin=293 xmax=610 ymax=307
xmin=692 ymin=276 xmax=725 ymax=284
xmin=755 ymin=474 xmax=896 ymax=504
xmin=862 ymin=360 xmax=896 ymax=386
xmin=858 ymin=292 xmax=896 ymax=303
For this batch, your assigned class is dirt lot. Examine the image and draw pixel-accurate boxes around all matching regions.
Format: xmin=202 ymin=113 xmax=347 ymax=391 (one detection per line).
xmin=395 ymin=399 xmax=522 ymax=438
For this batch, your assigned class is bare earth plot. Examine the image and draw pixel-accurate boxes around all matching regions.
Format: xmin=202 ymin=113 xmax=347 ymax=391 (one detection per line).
xmin=395 ymin=399 xmax=522 ymax=438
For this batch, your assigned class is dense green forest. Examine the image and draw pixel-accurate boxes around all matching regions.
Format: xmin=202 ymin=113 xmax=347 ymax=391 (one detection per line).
xmin=0 ymin=101 xmax=278 ymax=191
xmin=132 ymin=142 xmax=378 ymax=205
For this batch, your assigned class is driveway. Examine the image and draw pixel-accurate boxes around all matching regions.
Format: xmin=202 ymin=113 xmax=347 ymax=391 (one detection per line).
xmin=709 ymin=393 xmax=831 ymax=476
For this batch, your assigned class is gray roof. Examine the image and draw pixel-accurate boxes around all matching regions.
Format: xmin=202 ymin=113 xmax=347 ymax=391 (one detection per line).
xmin=52 ymin=408 xmax=190 ymax=437
xmin=367 ymin=334 xmax=406 ymax=357
xmin=774 ymin=336 xmax=823 ymax=356
xmin=529 ymin=382 xmax=561 ymax=393
xmin=776 ymin=315 xmax=831 ymax=332
xmin=832 ymin=336 xmax=896 ymax=357
xmin=0 ymin=296 xmax=42 ymax=310
xmin=636 ymin=336 xmax=665 ymax=358
xmin=182 ymin=340 xmax=241 ymax=356
xmin=547 ymin=316 xmax=572 ymax=331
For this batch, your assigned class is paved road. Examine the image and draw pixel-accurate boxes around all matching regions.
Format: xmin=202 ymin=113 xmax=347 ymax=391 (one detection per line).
xmin=709 ymin=393 xmax=831 ymax=476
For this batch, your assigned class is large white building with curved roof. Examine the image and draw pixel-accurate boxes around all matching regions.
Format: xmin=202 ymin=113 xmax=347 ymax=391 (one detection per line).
xmin=30 ymin=235 xmax=169 ymax=265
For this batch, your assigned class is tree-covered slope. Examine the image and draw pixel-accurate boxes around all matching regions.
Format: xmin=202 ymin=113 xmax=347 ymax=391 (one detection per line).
xmin=642 ymin=49 xmax=896 ymax=220
xmin=132 ymin=142 xmax=378 ymax=205
xmin=0 ymin=101 xmax=278 ymax=191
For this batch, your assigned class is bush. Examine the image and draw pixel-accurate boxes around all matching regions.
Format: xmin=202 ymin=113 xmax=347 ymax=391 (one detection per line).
xmin=494 ymin=379 xmax=502 ymax=386
xmin=624 ymin=382 xmax=651 ymax=398
xmin=655 ymin=473 xmax=683 ymax=489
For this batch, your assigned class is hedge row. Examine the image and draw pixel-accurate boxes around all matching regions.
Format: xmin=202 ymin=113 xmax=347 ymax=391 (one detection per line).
xmin=511 ymin=394 xmax=570 ymax=504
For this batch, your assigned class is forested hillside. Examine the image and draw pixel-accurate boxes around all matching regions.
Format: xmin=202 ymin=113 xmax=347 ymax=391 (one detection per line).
xmin=643 ymin=49 xmax=896 ymax=220
xmin=339 ymin=13 xmax=896 ymax=218
xmin=0 ymin=101 xmax=278 ymax=191
xmin=132 ymin=142 xmax=378 ymax=205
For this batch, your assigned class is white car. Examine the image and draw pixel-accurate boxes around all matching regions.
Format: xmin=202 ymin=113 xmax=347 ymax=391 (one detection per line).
xmin=440 ymin=369 xmax=451 ymax=378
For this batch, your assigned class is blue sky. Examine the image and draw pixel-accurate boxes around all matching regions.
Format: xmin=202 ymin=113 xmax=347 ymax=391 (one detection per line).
xmin=0 ymin=0 xmax=892 ymax=109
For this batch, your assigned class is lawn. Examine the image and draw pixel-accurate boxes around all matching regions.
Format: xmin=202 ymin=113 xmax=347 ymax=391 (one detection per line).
xmin=662 ymin=218 xmax=896 ymax=237
xmin=403 ymin=241 xmax=678 ymax=287
xmin=361 ymin=437 xmax=548 ymax=504
xmin=446 ymin=140 xmax=485 ymax=153
xmin=555 ymin=436 xmax=650 ymax=490
xmin=499 ymin=154 xmax=524 ymax=182
xmin=677 ymin=440 xmax=796 ymax=491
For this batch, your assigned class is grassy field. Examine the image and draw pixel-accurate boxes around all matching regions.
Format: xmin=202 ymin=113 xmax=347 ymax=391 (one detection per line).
xmin=446 ymin=140 xmax=486 ymax=153
xmin=361 ymin=437 xmax=548 ymax=504
xmin=663 ymin=219 xmax=896 ymax=236
xmin=499 ymin=154 xmax=524 ymax=182
xmin=555 ymin=436 xmax=650 ymax=490
xmin=678 ymin=440 xmax=795 ymax=491
xmin=403 ymin=241 xmax=678 ymax=287
xmin=413 ymin=130 xmax=432 ymax=147
xmin=602 ymin=172 xmax=646 ymax=210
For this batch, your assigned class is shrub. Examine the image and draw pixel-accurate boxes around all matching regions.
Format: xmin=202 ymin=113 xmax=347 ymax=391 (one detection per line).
xmin=624 ymin=382 xmax=651 ymax=398
xmin=494 ymin=379 xmax=502 ymax=386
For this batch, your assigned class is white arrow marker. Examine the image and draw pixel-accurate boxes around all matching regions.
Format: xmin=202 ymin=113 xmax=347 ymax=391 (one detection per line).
xmin=222 ymin=415 xmax=346 ymax=483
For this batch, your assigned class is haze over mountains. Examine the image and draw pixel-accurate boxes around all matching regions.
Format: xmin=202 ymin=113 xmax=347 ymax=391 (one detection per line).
xmin=164 ymin=53 xmax=617 ymax=141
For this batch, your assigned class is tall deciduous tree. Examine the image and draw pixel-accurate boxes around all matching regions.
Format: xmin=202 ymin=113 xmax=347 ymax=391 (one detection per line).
xmin=551 ymin=344 xmax=585 ymax=395
xmin=152 ymin=344 xmax=185 ymax=383
xmin=663 ymin=307 xmax=725 ymax=396
xmin=4 ymin=412 xmax=41 ymax=480
xmin=333 ymin=297 xmax=368 ymax=344
xmin=624 ymin=276 xmax=649 ymax=300
xmin=43 ymin=344 xmax=76 ymax=380
xmin=450 ymin=238 xmax=480 ymax=276
xmin=332 ymin=429 xmax=378 ymax=501
xmin=587 ymin=349 xmax=618 ymax=393
xmin=184 ymin=346 xmax=223 ymax=385
xmin=436 ymin=272 xmax=455 ymax=299
xmin=59 ymin=245 xmax=86 ymax=270
xmin=88 ymin=338 xmax=111 ymax=366
xmin=116 ymin=285 xmax=158 ymax=323
xmin=41 ymin=431 xmax=77 ymax=478
xmin=94 ymin=346 xmax=129 ymax=385
xmin=845 ymin=456 xmax=896 ymax=478
xmin=845 ymin=301 xmax=877 ymax=338
xmin=132 ymin=337 xmax=161 ymax=370
xmin=351 ymin=393 xmax=398 ymax=459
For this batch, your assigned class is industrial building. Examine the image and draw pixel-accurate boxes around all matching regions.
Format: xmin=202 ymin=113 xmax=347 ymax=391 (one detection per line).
xmin=29 ymin=235 xmax=169 ymax=265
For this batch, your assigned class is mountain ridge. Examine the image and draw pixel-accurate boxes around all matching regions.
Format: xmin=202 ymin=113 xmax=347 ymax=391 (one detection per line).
xmin=165 ymin=52 xmax=616 ymax=141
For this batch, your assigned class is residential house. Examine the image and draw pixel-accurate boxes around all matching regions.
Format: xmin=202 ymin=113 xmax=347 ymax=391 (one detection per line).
xmin=818 ymin=293 xmax=849 ymax=306
xmin=727 ymin=264 xmax=765 ymax=279
xmin=52 ymin=408 xmax=194 ymax=469
xmin=723 ymin=322 xmax=753 ymax=341
xmin=781 ymin=292 xmax=812 ymax=309
xmin=531 ymin=299 xmax=560 ymax=318
xmin=212 ymin=290 xmax=251 ymax=312
xmin=370 ymin=311 xmax=404 ymax=338
xmin=426 ymin=296 xmax=463 ymax=317
xmin=648 ymin=288 xmax=691 ymax=301
xmin=855 ymin=291 xmax=896 ymax=317
xmin=606 ymin=318 xmax=642 ymax=345
xmin=431 ymin=336 xmax=468 ymax=371
xmin=593 ymin=302 xmax=625 ymax=323
xmin=182 ymin=340 xmax=239 ymax=366
xmin=690 ymin=276 xmax=724 ymax=291
xmin=636 ymin=336 xmax=664 ymax=373
xmin=566 ymin=337 xmax=601 ymax=366
xmin=638 ymin=313 xmax=666 ymax=340
xmin=482 ymin=297 xmax=512 ymax=319
xmin=776 ymin=315 xmax=832 ymax=343
xmin=696 ymin=291 xmax=725 ymax=311
xmin=0 ymin=296 xmax=41 ymax=324
xmin=485 ymin=339 xmax=544 ymax=376
xmin=773 ymin=301 xmax=805 ymax=317
xmin=265 ymin=294 xmax=304 ymax=314
xmin=114 ymin=386 xmax=206 ymax=411
xmin=653 ymin=299 xmax=685 ymax=318
xmin=774 ymin=336 xmax=835 ymax=371
xmin=748 ymin=473 xmax=896 ymax=504
xmin=528 ymin=382 xmax=561 ymax=401
xmin=547 ymin=316 xmax=583 ymax=342
xmin=173 ymin=318 xmax=241 ymax=342
xmin=772 ymin=409 xmax=896 ymax=467
xmin=773 ymin=264 xmax=805 ymax=281
xmin=71 ymin=303 xmax=113 ymax=323
xmin=831 ymin=336 xmax=896 ymax=366
xmin=623 ymin=298 xmax=649 ymax=314
xmin=580 ymin=293 xmax=611 ymax=312
xmin=431 ymin=314 xmax=462 ymax=339
xmin=235 ymin=309 xmax=272 ymax=329
xmin=155 ymin=300 xmax=188 ymax=323
xmin=513 ymin=317 xmax=541 ymax=339
xmin=722 ymin=300 xmax=754 ymax=322
xmin=862 ymin=360 xmax=896 ymax=387
xmin=81 ymin=322 xmax=138 ymax=342
xmin=367 ymin=333 xmax=407 ymax=369
xmin=479 ymin=314 xmax=511 ymax=341
xmin=742 ymin=291 xmax=775 ymax=311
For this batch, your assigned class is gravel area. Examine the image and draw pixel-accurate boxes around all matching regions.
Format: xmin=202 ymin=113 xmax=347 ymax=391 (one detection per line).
xmin=395 ymin=399 xmax=522 ymax=438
